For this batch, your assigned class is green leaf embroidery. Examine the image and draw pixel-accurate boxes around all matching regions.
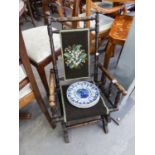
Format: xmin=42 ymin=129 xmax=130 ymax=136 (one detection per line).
xmin=64 ymin=44 xmax=87 ymax=69
xmin=63 ymin=52 xmax=71 ymax=58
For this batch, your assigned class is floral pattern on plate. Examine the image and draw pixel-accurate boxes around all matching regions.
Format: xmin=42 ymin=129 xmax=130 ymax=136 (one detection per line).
xmin=67 ymin=81 xmax=100 ymax=108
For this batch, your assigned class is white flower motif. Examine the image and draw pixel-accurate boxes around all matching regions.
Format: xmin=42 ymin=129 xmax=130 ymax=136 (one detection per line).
xmin=63 ymin=44 xmax=87 ymax=69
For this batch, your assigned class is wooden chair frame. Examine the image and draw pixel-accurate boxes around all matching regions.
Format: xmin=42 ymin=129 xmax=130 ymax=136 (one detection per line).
xmin=39 ymin=0 xmax=130 ymax=99
xmin=19 ymin=30 xmax=54 ymax=127
xmin=47 ymin=14 xmax=127 ymax=143
xmin=38 ymin=0 xmax=126 ymax=96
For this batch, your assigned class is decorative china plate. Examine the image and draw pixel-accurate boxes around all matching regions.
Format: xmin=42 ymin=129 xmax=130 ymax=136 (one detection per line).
xmin=67 ymin=81 xmax=100 ymax=108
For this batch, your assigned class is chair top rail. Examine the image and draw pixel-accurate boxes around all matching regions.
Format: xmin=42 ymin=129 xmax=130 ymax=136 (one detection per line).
xmin=49 ymin=16 xmax=96 ymax=23
xmin=48 ymin=27 xmax=96 ymax=34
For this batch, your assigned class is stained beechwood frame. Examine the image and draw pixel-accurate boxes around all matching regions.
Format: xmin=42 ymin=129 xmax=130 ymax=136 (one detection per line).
xmin=47 ymin=13 xmax=127 ymax=143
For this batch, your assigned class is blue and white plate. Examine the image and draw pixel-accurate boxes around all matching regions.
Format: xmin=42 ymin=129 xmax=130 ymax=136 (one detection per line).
xmin=67 ymin=81 xmax=100 ymax=108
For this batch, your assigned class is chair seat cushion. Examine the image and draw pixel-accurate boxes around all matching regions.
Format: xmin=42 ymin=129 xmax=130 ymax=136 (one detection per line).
xmin=22 ymin=26 xmax=61 ymax=63
xmin=19 ymin=65 xmax=32 ymax=99
xmin=79 ymin=13 xmax=114 ymax=33
xmin=60 ymin=83 xmax=110 ymax=122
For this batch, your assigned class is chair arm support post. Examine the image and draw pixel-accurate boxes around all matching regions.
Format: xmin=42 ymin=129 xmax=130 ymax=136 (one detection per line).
xmin=98 ymin=63 xmax=127 ymax=96
xmin=47 ymin=25 xmax=60 ymax=90
xmin=108 ymin=81 xmax=113 ymax=97
xmin=49 ymin=70 xmax=56 ymax=108
xmin=114 ymin=91 xmax=121 ymax=108
xmin=49 ymin=69 xmax=59 ymax=120
xmin=101 ymin=74 xmax=106 ymax=86
xmin=94 ymin=12 xmax=99 ymax=82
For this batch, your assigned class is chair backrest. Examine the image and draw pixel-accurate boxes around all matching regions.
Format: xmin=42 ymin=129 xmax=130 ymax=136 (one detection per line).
xmin=47 ymin=13 xmax=100 ymax=84
xmin=60 ymin=28 xmax=90 ymax=79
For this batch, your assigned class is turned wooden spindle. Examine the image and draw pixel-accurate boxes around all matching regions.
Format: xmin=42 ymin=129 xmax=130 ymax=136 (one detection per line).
xmin=49 ymin=70 xmax=56 ymax=109
xmin=114 ymin=91 xmax=121 ymax=108
xmin=48 ymin=69 xmax=57 ymax=128
xmin=101 ymin=74 xmax=106 ymax=87
xmin=108 ymin=81 xmax=113 ymax=97
xmin=98 ymin=63 xmax=127 ymax=96
xmin=94 ymin=12 xmax=99 ymax=82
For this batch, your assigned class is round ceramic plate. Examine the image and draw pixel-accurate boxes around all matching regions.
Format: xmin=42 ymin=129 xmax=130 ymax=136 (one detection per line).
xmin=67 ymin=81 xmax=100 ymax=108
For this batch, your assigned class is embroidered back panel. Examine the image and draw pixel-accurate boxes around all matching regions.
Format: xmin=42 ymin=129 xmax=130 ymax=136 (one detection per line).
xmin=60 ymin=29 xmax=90 ymax=80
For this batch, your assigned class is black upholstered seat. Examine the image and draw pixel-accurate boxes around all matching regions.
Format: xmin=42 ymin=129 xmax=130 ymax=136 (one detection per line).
xmin=61 ymin=84 xmax=111 ymax=122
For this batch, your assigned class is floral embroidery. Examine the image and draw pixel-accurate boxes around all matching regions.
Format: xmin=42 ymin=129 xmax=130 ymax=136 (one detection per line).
xmin=63 ymin=44 xmax=87 ymax=69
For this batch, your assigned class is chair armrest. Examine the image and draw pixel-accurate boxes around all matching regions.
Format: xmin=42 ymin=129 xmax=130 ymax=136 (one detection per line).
xmin=98 ymin=63 xmax=127 ymax=96
xmin=91 ymin=2 xmax=125 ymax=14
xmin=49 ymin=69 xmax=56 ymax=108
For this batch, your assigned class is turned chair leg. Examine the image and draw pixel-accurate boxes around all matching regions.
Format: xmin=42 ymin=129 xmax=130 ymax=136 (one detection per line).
xmin=37 ymin=65 xmax=49 ymax=96
xmin=62 ymin=122 xmax=69 ymax=143
xmin=101 ymin=115 xmax=109 ymax=134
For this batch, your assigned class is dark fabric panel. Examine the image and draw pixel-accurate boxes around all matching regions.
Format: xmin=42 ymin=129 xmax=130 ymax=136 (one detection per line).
xmin=60 ymin=29 xmax=89 ymax=79
xmin=61 ymin=83 xmax=108 ymax=122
